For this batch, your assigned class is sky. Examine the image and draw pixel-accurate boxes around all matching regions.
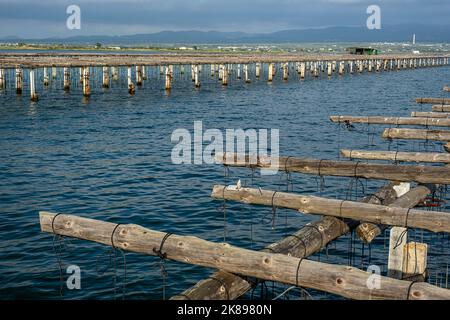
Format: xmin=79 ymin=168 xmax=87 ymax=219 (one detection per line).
xmin=0 ymin=0 xmax=449 ymax=38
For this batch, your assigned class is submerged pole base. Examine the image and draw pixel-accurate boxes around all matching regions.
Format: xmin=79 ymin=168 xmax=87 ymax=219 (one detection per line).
xmin=128 ymin=85 xmax=135 ymax=95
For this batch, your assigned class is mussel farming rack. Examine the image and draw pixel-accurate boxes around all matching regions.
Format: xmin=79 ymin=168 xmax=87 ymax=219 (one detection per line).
xmin=0 ymin=52 xmax=448 ymax=101
xmin=34 ymin=65 xmax=450 ymax=299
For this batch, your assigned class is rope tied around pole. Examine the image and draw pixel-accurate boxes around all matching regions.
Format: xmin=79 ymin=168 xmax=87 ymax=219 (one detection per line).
xmin=316 ymin=159 xmax=326 ymax=192
xmin=153 ymin=232 xmax=173 ymax=260
xmin=284 ymin=156 xmax=294 ymax=192
xmin=51 ymin=213 xmax=65 ymax=297
xmin=153 ymin=232 xmax=173 ymax=300
xmin=108 ymin=223 xmax=127 ymax=300
xmin=270 ymin=191 xmax=278 ymax=229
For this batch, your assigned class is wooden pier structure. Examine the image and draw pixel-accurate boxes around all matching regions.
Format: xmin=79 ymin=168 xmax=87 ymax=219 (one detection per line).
xmin=0 ymin=52 xmax=448 ymax=100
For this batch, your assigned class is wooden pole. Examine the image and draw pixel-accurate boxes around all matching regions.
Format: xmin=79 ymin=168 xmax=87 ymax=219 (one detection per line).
xmin=340 ymin=149 xmax=450 ymax=164
xmin=29 ymin=69 xmax=38 ymax=102
xmin=416 ymin=98 xmax=450 ymax=105
xmin=52 ymin=67 xmax=57 ymax=79
xmin=142 ymin=66 xmax=147 ymax=80
xmin=411 ymin=111 xmax=450 ymax=118
xmin=135 ymin=66 xmax=142 ymax=86
xmin=300 ymin=62 xmax=306 ymax=79
xmin=222 ymin=65 xmax=228 ymax=86
xmin=15 ymin=67 xmax=22 ymax=94
xmin=102 ymin=67 xmax=109 ymax=88
xmin=243 ymin=64 xmax=250 ymax=83
xmin=283 ymin=62 xmax=288 ymax=80
xmin=236 ymin=64 xmax=241 ymax=79
xmin=127 ymin=67 xmax=135 ymax=94
xmin=43 ymin=67 xmax=49 ymax=86
xmin=165 ymin=66 xmax=172 ymax=91
xmin=388 ymin=226 xmax=408 ymax=279
xmin=63 ymin=67 xmax=70 ymax=91
xmin=339 ymin=61 xmax=345 ymax=75
xmin=82 ymin=67 xmax=90 ymax=97
xmin=268 ymin=63 xmax=274 ymax=82
xmin=255 ymin=63 xmax=261 ymax=78
xmin=79 ymin=67 xmax=84 ymax=84
xmin=327 ymin=62 xmax=332 ymax=77
xmin=194 ymin=65 xmax=200 ymax=88
xmin=431 ymin=105 xmax=450 ymax=112
xmin=39 ymin=211 xmax=450 ymax=300
xmin=215 ymin=153 xmax=450 ymax=184
xmin=330 ymin=115 xmax=450 ymax=127
xmin=211 ymin=185 xmax=450 ymax=233
xmin=0 ymin=68 xmax=4 ymax=88
xmin=382 ymin=128 xmax=450 ymax=142
xmin=111 ymin=67 xmax=119 ymax=81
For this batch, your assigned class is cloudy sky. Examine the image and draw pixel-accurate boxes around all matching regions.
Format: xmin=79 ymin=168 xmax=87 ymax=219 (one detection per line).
xmin=0 ymin=0 xmax=448 ymax=38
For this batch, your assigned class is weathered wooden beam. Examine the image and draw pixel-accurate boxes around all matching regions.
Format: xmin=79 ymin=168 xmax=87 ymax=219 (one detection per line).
xmin=216 ymin=153 xmax=450 ymax=184
xmin=411 ymin=112 xmax=450 ymax=118
xmin=330 ymin=115 xmax=450 ymax=127
xmin=173 ymin=183 xmax=398 ymax=300
xmin=356 ymin=185 xmax=434 ymax=243
xmin=431 ymin=105 xmax=450 ymax=112
xmin=340 ymin=149 xmax=450 ymax=164
xmin=210 ymin=185 xmax=450 ymax=233
xmin=416 ymin=98 xmax=450 ymax=105
xmin=382 ymin=128 xmax=450 ymax=142
xmin=39 ymin=211 xmax=450 ymax=300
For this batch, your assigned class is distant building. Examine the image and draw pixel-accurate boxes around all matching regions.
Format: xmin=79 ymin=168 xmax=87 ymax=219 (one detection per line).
xmin=346 ymin=47 xmax=380 ymax=55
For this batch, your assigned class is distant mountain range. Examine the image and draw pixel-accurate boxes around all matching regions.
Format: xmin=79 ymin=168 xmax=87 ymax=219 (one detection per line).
xmin=2 ymin=24 xmax=450 ymax=45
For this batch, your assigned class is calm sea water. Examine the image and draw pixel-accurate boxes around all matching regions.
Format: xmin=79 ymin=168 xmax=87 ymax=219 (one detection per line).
xmin=0 ymin=64 xmax=449 ymax=300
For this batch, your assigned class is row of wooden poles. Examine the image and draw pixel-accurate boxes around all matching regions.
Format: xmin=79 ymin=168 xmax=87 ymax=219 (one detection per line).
xmin=39 ymin=93 xmax=450 ymax=299
xmin=1 ymin=56 xmax=448 ymax=101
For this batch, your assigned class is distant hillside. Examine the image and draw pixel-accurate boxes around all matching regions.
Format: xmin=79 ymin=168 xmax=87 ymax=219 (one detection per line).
xmin=2 ymin=24 xmax=449 ymax=45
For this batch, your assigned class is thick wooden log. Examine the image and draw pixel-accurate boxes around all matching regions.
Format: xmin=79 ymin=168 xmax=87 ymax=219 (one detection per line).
xmin=411 ymin=111 xmax=450 ymax=118
xmin=340 ymin=149 xmax=450 ymax=164
xmin=210 ymin=185 xmax=450 ymax=233
xmin=330 ymin=116 xmax=450 ymax=127
xmin=216 ymin=153 xmax=450 ymax=184
xmin=431 ymin=105 xmax=450 ymax=112
xmin=356 ymin=185 xmax=433 ymax=243
xmin=416 ymin=98 xmax=450 ymax=105
xmin=382 ymin=128 xmax=450 ymax=142
xmin=39 ymin=212 xmax=450 ymax=300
